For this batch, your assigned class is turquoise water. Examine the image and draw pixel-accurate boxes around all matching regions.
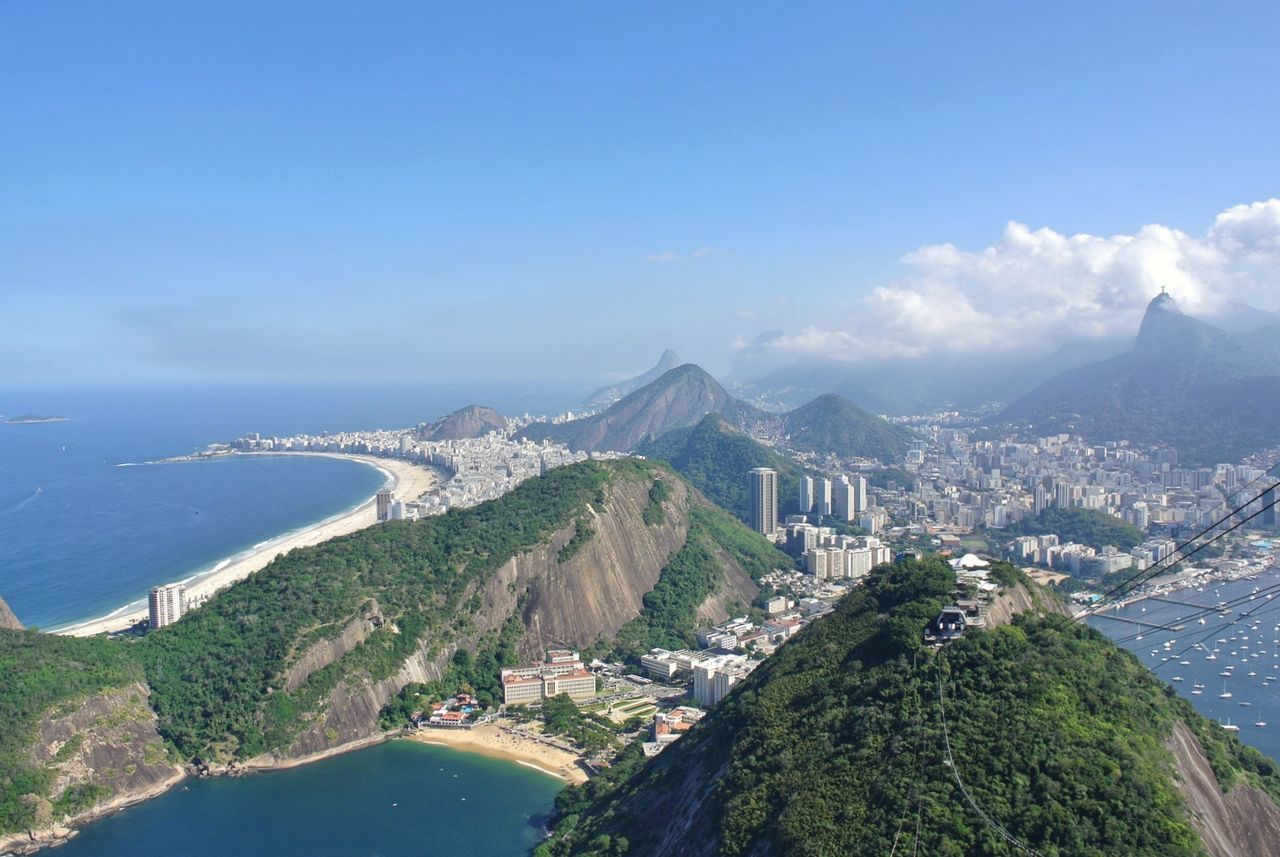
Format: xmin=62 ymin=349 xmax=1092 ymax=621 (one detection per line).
xmin=55 ymin=741 xmax=560 ymax=857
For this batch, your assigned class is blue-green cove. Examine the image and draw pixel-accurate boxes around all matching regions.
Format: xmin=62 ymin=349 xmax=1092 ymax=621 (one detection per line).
xmin=55 ymin=741 xmax=559 ymax=857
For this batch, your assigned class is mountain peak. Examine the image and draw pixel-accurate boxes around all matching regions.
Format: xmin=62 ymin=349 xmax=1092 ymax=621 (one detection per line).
xmin=582 ymin=349 xmax=685 ymax=410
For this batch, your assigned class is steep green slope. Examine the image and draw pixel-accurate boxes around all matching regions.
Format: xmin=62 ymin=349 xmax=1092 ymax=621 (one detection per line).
xmin=541 ymin=558 xmax=1280 ymax=857
xmin=0 ymin=631 xmax=145 ymax=833
xmin=780 ymin=393 xmax=915 ymax=461
xmin=603 ymin=502 xmax=790 ymax=662
xmin=637 ymin=415 xmax=808 ymax=521
xmin=139 ymin=460 xmax=627 ymax=760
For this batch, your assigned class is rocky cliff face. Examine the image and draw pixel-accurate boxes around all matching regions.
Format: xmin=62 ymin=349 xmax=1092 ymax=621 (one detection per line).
xmin=0 ymin=595 xmax=22 ymax=631
xmin=1166 ymin=722 xmax=1280 ymax=857
xmin=0 ymin=683 xmax=185 ymax=855
xmin=255 ymin=474 xmax=707 ymax=764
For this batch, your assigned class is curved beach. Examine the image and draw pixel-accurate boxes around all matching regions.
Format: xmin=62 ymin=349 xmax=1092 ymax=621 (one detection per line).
xmin=407 ymin=723 xmax=589 ymax=784
xmin=55 ymin=453 xmax=442 ymax=638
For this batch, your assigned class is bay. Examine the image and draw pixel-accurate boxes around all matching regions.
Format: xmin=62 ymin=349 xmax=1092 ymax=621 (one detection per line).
xmin=54 ymin=740 xmax=560 ymax=857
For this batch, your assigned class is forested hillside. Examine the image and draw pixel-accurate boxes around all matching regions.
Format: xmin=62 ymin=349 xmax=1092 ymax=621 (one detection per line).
xmin=539 ymin=558 xmax=1280 ymax=856
xmin=637 ymin=415 xmax=808 ymax=522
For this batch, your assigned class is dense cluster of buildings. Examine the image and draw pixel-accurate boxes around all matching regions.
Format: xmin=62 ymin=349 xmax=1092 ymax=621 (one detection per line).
xmin=233 ymin=426 xmax=623 ymax=515
xmin=748 ymin=428 xmax=1278 ymax=584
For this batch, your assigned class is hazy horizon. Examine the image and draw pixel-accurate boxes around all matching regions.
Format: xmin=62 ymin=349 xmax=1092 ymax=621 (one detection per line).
xmin=3 ymin=3 xmax=1279 ymax=388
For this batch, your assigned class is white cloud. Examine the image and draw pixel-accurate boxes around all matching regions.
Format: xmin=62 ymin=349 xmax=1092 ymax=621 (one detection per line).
xmin=744 ymin=198 xmax=1280 ymax=365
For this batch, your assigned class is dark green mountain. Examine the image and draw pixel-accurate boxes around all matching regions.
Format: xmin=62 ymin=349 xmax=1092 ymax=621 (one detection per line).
xmin=520 ymin=365 xmax=767 ymax=453
xmin=779 ymin=393 xmax=915 ymax=461
xmin=637 ymin=415 xmax=809 ymax=521
xmin=539 ymin=558 xmax=1280 ymax=857
xmin=1000 ymin=293 xmax=1280 ymax=463
xmin=583 ymin=349 xmax=683 ymax=410
xmin=1 ymin=460 xmax=782 ymax=842
xmin=419 ymin=404 xmax=507 ymax=441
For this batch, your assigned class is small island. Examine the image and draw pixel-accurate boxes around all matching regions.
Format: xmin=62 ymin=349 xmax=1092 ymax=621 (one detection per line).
xmin=2 ymin=415 xmax=70 ymax=425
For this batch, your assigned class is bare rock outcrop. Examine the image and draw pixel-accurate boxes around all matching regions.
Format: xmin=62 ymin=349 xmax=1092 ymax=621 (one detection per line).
xmin=0 ymin=683 xmax=185 ymax=853
xmin=0 ymin=594 xmax=22 ymax=631
xmin=253 ymin=472 xmax=699 ymax=764
xmin=1166 ymin=721 xmax=1280 ymax=857
xmin=982 ymin=579 xmax=1072 ymax=629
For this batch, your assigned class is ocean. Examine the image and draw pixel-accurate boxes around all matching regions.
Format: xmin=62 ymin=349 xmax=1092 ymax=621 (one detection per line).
xmin=1088 ymin=565 xmax=1280 ymax=762
xmin=0 ymin=382 xmax=581 ymax=629
xmin=0 ymin=382 xmax=583 ymax=855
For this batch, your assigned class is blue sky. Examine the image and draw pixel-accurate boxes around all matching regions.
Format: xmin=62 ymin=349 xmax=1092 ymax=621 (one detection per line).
xmin=3 ymin=2 xmax=1279 ymax=385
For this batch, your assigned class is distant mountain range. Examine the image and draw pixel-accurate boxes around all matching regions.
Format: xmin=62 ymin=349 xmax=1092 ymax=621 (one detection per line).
xmin=522 ymin=364 xmax=765 ymax=453
xmin=999 ymin=292 xmax=1280 ymax=463
xmin=417 ymin=404 xmax=508 ymax=441
xmin=582 ymin=349 xmax=682 ymax=411
xmin=523 ymin=363 xmax=913 ymax=461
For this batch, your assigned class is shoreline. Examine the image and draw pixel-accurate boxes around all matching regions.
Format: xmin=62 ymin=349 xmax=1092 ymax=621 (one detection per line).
xmin=405 ymin=723 xmax=589 ymax=784
xmin=53 ymin=452 xmax=444 ymax=638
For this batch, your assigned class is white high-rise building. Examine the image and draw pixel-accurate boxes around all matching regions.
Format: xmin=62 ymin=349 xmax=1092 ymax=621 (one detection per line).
xmin=833 ymin=477 xmax=855 ymax=521
xmin=851 ymin=475 xmax=868 ymax=515
xmin=149 ymin=583 xmax=185 ymax=630
xmin=814 ymin=477 xmax=832 ymax=517
xmin=749 ymin=468 xmax=778 ymax=536
xmin=799 ymin=476 xmax=815 ymax=516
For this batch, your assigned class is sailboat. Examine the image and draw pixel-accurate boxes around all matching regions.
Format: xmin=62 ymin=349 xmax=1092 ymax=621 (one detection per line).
xmin=1220 ymin=680 xmax=1233 ymax=699
xmin=1255 ymin=710 xmax=1268 ymax=728
xmin=1222 ymin=718 xmax=1240 ymax=733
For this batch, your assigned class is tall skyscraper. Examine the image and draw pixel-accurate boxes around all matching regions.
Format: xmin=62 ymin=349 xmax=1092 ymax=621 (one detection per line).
xmin=851 ymin=475 xmax=867 ymax=515
xmin=749 ymin=468 xmax=778 ymax=535
xmin=799 ymin=476 xmax=815 ymax=516
xmin=1033 ymin=485 xmax=1049 ymax=516
xmin=376 ymin=488 xmax=394 ymax=522
xmin=814 ymin=477 xmax=832 ymax=517
xmin=149 ymin=583 xmax=185 ymax=630
xmin=833 ymin=477 xmax=854 ymax=521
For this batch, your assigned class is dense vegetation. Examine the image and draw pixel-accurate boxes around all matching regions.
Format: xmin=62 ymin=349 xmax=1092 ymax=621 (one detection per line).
xmin=602 ymin=504 xmax=790 ymax=663
xmin=1002 ymin=506 xmax=1145 ymax=553
xmin=779 ymin=393 xmax=915 ymax=461
xmin=637 ymin=415 xmax=808 ymax=522
xmin=541 ymin=558 xmax=1280 ymax=856
xmin=139 ymin=460 xmax=629 ymax=762
xmin=0 ymin=630 xmax=145 ymax=834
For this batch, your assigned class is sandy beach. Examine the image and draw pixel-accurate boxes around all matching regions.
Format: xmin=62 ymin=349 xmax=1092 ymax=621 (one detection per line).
xmin=55 ymin=452 xmax=443 ymax=638
xmin=407 ymin=722 xmax=589 ymax=784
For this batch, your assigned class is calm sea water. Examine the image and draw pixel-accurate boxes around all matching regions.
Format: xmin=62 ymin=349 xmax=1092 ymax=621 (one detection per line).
xmin=0 ymin=382 xmax=581 ymax=629
xmin=55 ymin=740 xmax=560 ymax=857
xmin=1 ymin=382 xmax=582 ymax=855
xmin=1089 ymin=564 xmax=1280 ymax=761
